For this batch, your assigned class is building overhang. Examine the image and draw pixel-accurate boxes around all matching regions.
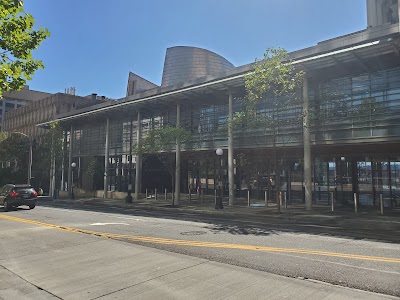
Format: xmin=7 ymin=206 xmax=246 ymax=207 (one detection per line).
xmin=37 ymin=24 xmax=400 ymax=129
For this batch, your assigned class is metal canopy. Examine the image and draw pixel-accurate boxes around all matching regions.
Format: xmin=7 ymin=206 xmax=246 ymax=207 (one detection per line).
xmin=37 ymin=34 xmax=400 ymax=128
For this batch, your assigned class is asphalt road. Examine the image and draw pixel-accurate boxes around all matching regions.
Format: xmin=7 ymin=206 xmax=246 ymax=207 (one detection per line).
xmin=1 ymin=203 xmax=399 ymax=298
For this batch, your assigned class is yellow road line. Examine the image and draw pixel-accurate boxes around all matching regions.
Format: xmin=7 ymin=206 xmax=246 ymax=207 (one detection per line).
xmin=1 ymin=214 xmax=399 ymax=264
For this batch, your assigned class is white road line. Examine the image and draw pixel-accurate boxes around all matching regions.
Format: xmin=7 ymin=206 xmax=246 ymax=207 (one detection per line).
xmin=273 ymin=251 xmax=400 ymax=275
xmin=90 ymin=222 xmax=130 ymax=226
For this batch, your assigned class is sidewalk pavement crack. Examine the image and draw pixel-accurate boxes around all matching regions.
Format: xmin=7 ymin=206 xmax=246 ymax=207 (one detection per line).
xmin=91 ymin=260 xmax=210 ymax=300
xmin=0 ymin=264 xmax=63 ymax=299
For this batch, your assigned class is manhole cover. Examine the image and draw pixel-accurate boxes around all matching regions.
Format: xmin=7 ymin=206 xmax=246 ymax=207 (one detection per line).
xmin=180 ymin=231 xmax=207 ymax=236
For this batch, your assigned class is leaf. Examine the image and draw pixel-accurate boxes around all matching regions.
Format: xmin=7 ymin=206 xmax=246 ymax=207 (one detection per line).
xmin=0 ymin=0 xmax=50 ymax=97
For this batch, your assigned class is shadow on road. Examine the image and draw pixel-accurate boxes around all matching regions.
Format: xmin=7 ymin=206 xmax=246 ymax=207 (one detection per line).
xmin=23 ymin=201 xmax=400 ymax=244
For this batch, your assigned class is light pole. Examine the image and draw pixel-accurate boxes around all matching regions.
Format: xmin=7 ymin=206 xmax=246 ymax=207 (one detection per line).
xmin=8 ymin=132 xmax=33 ymax=185
xmin=340 ymin=156 xmax=345 ymax=203
xmin=215 ymin=148 xmax=224 ymax=209
xmin=71 ymin=162 xmax=76 ymax=199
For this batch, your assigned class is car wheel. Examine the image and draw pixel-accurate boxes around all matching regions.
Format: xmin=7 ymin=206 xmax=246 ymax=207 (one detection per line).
xmin=3 ymin=200 xmax=10 ymax=212
xmin=29 ymin=204 xmax=35 ymax=210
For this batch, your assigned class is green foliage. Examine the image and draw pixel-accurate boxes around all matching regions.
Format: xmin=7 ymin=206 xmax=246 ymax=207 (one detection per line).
xmin=87 ymin=157 xmax=103 ymax=190
xmin=236 ymin=48 xmax=304 ymax=130
xmin=34 ymin=122 xmax=63 ymax=170
xmin=0 ymin=131 xmax=8 ymax=143
xmin=245 ymin=48 xmax=303 ymax=103
xmin=0 ymin=0 xmax=50 ymax=97
xmin=87 ymin=158 xmax=103 ymax=178
xmin=0 ymin=133 xmax=29 ymax=162
xmin=133 ymin=126 xmax=192 ymax=156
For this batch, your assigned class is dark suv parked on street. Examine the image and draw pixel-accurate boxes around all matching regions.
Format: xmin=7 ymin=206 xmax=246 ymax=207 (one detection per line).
xmin=0 ymin=184 xmax=37 ymax=212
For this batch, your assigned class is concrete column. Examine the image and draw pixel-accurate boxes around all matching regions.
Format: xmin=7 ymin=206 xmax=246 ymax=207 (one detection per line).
xmin=303 ymin=75 xmax=312 ymax=211
xmin=49 ymin=131 xmax=56 ymax=197
xmin=27 ymin=139 xmax=32 ymax=185
xmin=49 ymin=147 xmax=55 ymax=197
xmin=228 ymin=91 xmax=235 ymax=206
xmin=104 ymin=118 xmax=110 ymax=198
xmin=61 ymin=131 xmax=67 ymax=191
xmin=67 ymin=124 xmax=73 ymax=198
xmin=135 ymin=111 xmax=142 ymax=200
xmin=175 ymin=104 xmax=181 ymax=204
xmin=398 ymin=0 xmax=400 ymax=31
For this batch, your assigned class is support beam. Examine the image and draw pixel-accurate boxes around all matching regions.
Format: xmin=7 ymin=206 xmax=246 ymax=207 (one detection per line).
xmin=228 ymin=91 xmax=235 ymax=206
xmin=303 ymin=75 xmax=312 ymax=211
xmin=135 ymin=111 xmax=142 ymax=200
xmin=67 ymin=124 xmax=73 ymax=198
xmin=49 ymin=133 xmax=56 ymax=198
xmin=104 ymin=118 xmax=110 ymax=198
xmin=61 ymin=131 xmax=67 ymax=191
xmin=27 ymin=139 xmax=32 ymax=185
xmin=175 ymin=104 xmax=181 ymax=204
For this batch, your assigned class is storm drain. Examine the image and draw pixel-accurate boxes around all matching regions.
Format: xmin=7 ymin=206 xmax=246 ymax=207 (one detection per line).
xmin=180 ymin=231 xmax=207 ymax=236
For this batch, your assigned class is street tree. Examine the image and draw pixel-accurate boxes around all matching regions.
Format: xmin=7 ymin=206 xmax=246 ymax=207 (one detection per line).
xmin=237 ymin=48 xmax=304 ymax=212
xmin=32 ymin=122 xmax=63 ymax=193
xmin=0 ymin=0 xmax=50 ymax=97
xmin=133 ymin=126 xmax=193 ymax=206
xmin=0 ymin=132 xmax=29 ymax=185
xmin=87 ymin=157 xmax=104 ymax=197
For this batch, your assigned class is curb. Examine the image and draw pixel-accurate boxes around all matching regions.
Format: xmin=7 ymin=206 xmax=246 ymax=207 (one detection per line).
xmin=47 ymin=199 xmax=400 ymax=231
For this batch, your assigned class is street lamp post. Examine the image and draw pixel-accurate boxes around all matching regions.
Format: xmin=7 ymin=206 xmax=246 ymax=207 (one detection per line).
xmin=340 ymin=156 xmax=345 ymax=203
xmin=71 ymin=162 xmax=76 ymax=199
xmin=215 ymin=148 xmax=224 ymax=209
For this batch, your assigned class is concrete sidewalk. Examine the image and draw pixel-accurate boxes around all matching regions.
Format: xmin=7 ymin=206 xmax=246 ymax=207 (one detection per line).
xmin=0 ymin=216 xmax=397 ymax=300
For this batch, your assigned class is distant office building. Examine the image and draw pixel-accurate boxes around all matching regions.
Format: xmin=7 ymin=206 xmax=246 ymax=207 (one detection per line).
xmin=367 ymin=0 xmax=399 ymax=27
xmin=0 ymin=86 xmax=51 ymax=132
xmin=3 ymin=93 xmax=112 ymax=138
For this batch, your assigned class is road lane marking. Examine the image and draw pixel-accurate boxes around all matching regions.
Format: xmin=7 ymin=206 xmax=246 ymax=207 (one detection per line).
xmin=1 ymin=214 xmax=399 ymax=264
xmin=90 ymin=222 xmax=129 ymax=226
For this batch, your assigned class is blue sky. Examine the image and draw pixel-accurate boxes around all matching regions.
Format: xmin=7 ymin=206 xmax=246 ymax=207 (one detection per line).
xmin=25 ymin=0 xmax=366 ymax=99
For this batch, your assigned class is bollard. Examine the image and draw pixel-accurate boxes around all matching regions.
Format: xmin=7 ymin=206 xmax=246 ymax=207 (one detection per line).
xmin=247 ymin=189 xmax=250 ymax=206
xmin=214 ymin=190 xmax=217 ymax=206
xmin=354 ymin=193 xmax=358 ymax=213
xmin=201 ymin=188 xmax=204 ymax=203
xmin=165 ymin=188 xmax=167 ymax=201
xmin=145 ymin=188 xmax=148 ymax=199
xmin=380 ymin=194 xmax=384 ymax=215
xmin=189 ymin=188 xmax=191 ymax=203
xmin=284 ymin=191 xmax=287 ymax=210
xmin=155 ymin=188 xmax=157 ymax=201
xmin=265 ymin=190 xmax=268 ymax=208
xmin=331 ymin=192 xmax=334 ymax=212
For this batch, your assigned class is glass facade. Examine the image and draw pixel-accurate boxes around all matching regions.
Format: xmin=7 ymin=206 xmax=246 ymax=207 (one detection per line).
xmin=67 ymin=66 xmax=400 ymax=208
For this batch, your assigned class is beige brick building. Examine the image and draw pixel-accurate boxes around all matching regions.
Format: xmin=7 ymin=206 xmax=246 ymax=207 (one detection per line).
xmin=3 ymin=93 xmax=111 ymax=138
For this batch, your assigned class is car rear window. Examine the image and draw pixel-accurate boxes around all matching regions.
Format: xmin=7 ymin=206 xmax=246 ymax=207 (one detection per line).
xmin=14 ymin=187 xmax=35 ymax=193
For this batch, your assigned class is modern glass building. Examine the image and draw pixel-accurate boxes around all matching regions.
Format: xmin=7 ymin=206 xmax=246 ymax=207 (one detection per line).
xmin=39 ymin=2 xmax=400 ymax=209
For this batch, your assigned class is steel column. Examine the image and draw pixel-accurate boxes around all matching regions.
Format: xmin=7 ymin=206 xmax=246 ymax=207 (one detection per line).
xmin=104 ymin=118 xmax=110 ymax=198
xmin=175 ymin=104 xmax=181 ymax=204
xmin=135 ymin=111 xmax=142 ymax=200
xmin=303 ymin=75 xmax=313 ymax=210
xmin=228 ymin=91 xmax=235 ymax=206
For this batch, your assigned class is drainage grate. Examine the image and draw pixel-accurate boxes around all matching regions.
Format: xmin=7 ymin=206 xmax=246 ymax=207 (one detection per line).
xmin=180 ymin=231 xmax=207 ymax=236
